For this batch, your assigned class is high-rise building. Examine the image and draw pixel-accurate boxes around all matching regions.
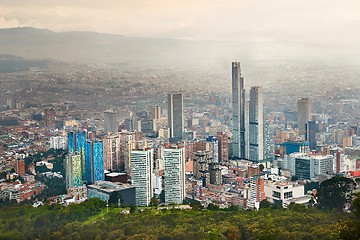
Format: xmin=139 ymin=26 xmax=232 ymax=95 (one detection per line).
xmin=85 ymin=139 xmax=104 ymax=184
xmin=15 ymin=159 xmax=25 ymax=176
xmin=68 ymin=131 xmax=87 ymax=181
xmin=50 ymin=136 xmax=66 ymax=150
xmin=104 ymin=111 xmax=118 ymax=134
xmin=217 ymin=132 xmax=228 ymax=163
xmin=66 ymin=153 xmax=82 ymax=189
xmin=294 ymin=155 xmax=333 ymax=180
xmin=305 ymin=121 xmax=317 ymax=151
xmin=149 ymin=106 xmax=161 ymax=120
xmin=167 ymin=93 xmax=184 ymax=142
xmin=247 ymin=176 xmax=265 ymax=210
xmin=249 ymin=86 xmax=264 ymax=162
xmin=44 ymin=108 xmax=55 ymax=129
xmin=103 ymin=134 xmax=121 ymax=171
xmin=164 ymin=147 xmax=185 ymax=204
xmin=232 ymin=62 xmax=246 ymax=159
xmin=130 ymin=149 xmax=153 ymax=206
xmin=297 ymin=98 xmax=312 ymax=136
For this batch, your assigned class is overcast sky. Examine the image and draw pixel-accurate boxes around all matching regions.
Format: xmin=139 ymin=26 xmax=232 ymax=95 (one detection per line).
xmin=1 ymin=0 xmax=359 ymax=46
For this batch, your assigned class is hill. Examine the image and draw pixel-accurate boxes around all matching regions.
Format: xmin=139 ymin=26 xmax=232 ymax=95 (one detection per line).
xmin=0 ymin=198 xmax=359 ymax=239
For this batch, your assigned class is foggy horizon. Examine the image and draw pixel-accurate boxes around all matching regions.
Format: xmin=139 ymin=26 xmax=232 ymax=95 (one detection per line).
xmin=1 ymin=0 xmax=360 ymax=48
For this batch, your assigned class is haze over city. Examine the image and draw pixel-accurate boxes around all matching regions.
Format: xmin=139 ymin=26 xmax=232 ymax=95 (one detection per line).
xmin=1 ymin=1 xmax=360 ymax=240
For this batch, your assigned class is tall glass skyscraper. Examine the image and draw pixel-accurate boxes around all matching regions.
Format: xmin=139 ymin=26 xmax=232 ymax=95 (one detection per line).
xmin=232 ymin=62 xmax=246 ymax=159
xmin=85 ymin=139 xmax=104 ymax=184
xmin=167 ymin=93 xmax=184 ymax=143
xmin=249 ymin=86 xmax=264 ymax=162
xmin=68 ymin=130 xmax=87 ymax=181
xmin=104 ymin=110 xmax=118 ymax=134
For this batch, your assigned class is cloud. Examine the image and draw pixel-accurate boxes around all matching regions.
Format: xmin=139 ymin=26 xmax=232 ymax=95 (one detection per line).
xmin=0 ymin=0 xmax=359 ymax=46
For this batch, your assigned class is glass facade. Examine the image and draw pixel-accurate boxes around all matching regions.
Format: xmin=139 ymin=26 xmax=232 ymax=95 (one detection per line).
xmin=85 ymin=140 xmax=104 ymax=184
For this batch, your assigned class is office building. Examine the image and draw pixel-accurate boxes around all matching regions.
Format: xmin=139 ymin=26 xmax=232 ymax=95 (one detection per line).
xmin=85 ymin=139 xmax=104 ymax=184
xmin=232 ymin=62 xmax=246 ymax=159
xmin=130 ymin=149 xmax=153 ymax=206
xmin=305 ymin=121 xmax=317 ymax=151
xmin=103 ymin=134 xmax=121 ymax=171
xmin=264 ymin=181 xmax=307 ymax=208
xmin=104 ymin=111 xmax=118 ymax=134
xmin=249 ymin=86 xmax=264 ymax=162
xmin=294 ymin=155 xmax=334 ymax=180
xmin=297 ymin=98 xmax=312 ymax=136
xmin=66 ymin=153 xmax=82 ymax=189
xmin=164 ymin=147 xmax=185 ymax=204
xmin=247 ymin=176 xmax=265 ymax=210
xmin=68 ymin=131 xmax=87 ymax=181
xmin=167 ymin=93 xmax=184 ymax=142
xmin=217 ymin=132 xmax=229 ymax=163
xmin=87 ymin=181 xmax=136 ymax=206
xmin=50 ymin=136 xmax=66 ymax=150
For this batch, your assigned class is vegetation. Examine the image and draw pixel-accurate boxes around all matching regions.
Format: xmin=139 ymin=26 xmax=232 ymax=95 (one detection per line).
xmin=1 ymin=196 xmax=360 ymax=240
xmin=317 ymin=176 xmax=356 ymax=211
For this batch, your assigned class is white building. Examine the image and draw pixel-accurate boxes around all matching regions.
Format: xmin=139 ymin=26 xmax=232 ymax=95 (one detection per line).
xmin=294 ymin=154 xmax=334 ymax=180
xmin=50 ymin=136 xmax=66 ymax=150
xmin=164 ymin=148 xmax=185 ymax=204
xmin=264 ymin=181 xmax=307 ymax=208
xmin=130 ymin=149 xmax=153 ymax=206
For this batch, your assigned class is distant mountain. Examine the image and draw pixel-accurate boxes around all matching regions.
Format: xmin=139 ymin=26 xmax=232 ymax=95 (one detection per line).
xmin=0 ymin=53 xmax=47 ymax=73
xmin=0 ymin=27 xmax=349 ymax=65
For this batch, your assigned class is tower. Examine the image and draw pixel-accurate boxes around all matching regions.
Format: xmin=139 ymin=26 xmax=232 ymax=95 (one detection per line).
xmin=297 ymin=98 xmax=312 ymax=136
xmin=68 ymin=131 xmax=86 ymax=181
xmin=249 ymin=86 xmax=264 ymax=162
xmin=104 ymin=110 xmax=118 ymax=134
xmin=164 ymin=147 xmax=185 ymax=204
xmin=130 ymin=149 xmax=153 ymax=206
xmin=232 ymin=62 xmax=246 ymax=159
xmin=85 ymin=139 xmax=104 ymax=184
xmin=305 ymin=120 xmax=317 ymax=151
xmin=66 ymin=153 xmax=82 ymax=189
xmin=167 ymin=93 xmax=184 ymax=142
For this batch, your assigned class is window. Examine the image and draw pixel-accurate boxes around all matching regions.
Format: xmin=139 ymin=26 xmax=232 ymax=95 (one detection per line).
xmin=273 ymin=191 xmax=281 ymax=198
xmin=284 ymin=191 xmax=293 ymax=199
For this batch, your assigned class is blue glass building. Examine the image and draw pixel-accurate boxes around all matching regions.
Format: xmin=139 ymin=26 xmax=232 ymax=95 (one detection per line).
xmin=85 ymin=139 xmax=104 ymax=184
xmin=67 ymin=131 xmax=76 ymax=153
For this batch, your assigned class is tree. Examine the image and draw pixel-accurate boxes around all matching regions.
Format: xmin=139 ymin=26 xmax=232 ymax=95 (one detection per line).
xmin=259 ymin=199 xmax=271 ymax=209
xmin=353 ymin=192 xmax=360 ymax=219
xmin=259 ymin=164 xmax=265 ymax=172
xmin=317 ymin=176 xmax=356 ymax=211
xmin=129 ymin=205 xmax=137 ymax=214
xmin=150 ymin=196 xmax=160 ymax=207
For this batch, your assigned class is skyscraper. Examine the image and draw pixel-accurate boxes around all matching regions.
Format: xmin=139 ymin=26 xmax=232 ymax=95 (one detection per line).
xmin=104 ymin=110 xmax=118 ymax=134
xmin=66 ymin=153 xmax=82 ymax=189
xmin=249 ymin=86 xmax=264 ymax=162
xmin=103 ymin=133 xmax=121 ymax=171
xmin=217 ymin=132 xmax=229 ymax=163
xmin=167 ymin=93 xmax=184 ymax=142
xmin=68 ymin=131 xmax=87 ymax=181
xmin=164 ymin=147 xmax=185 ymax=204
xmin=85 ymin=139 xmax=104 ymax=184
xmin=232 ymin=62 xmax=246 ymax=159
xmin=297 ymin=98 xmax=312 ymax=136
xmin=130 ymin=149 xmax=153 ymax=206
xmin=305 ymin=120 xmax=317 ymax=151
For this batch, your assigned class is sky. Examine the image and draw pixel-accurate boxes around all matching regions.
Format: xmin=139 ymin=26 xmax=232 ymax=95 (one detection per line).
xmin=0 ymin=0 xmax=360 ymax=46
